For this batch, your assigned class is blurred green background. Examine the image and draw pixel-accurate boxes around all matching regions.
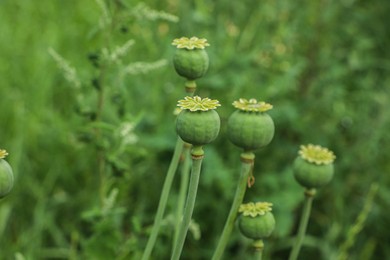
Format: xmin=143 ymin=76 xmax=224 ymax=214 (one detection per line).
xmin=0 ymin=0 xmax=389 ymax=259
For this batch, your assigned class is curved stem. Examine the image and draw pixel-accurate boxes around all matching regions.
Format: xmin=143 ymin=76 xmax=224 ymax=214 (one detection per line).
xmin=288 ymin=189 xmax=316 ymax=260
xmin=171 ymin=146 xmax=204 ymax=260
xmin=141 ymin=138 xmax=184 ymax=260
xmin=212 ymin=152 xmax=255 ymax=260
xmin=172 ymin=143 xmax=192 ymax=252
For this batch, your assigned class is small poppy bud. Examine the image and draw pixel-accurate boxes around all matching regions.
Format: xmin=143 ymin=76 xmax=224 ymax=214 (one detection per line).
xmin=293 ymin=144 xmax=336 ymax=189
xmin=238 ymin=202 xmax=275 ymax=240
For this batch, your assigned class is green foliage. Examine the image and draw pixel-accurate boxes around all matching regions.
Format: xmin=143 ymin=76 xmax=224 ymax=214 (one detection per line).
xmin=0 ymin=0 xmax=389 ymax=259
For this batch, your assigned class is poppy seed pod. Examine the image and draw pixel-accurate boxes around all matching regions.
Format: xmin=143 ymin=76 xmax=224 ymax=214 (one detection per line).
xmin=176 ymin=96 xmax=221 ymax=146
xmin=238 ymin=202 xmax=275 ymax=240
xmin=172 ymin=37 xmax=209 ymax=80
xmin=227 ymin=98 xmax=274 ymax=151
xmin=0 ymin=150 xmax=14 ymax=198
xmin=293 ymin=144 xmax=336 ymax=189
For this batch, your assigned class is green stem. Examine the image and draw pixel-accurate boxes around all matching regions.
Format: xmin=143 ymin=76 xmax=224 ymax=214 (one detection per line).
xmin=212 ymin=152 xmax=255 ymax=260
xmin=95 ymin=3 xmax=112 ymax=206
xmin=141 ymin=138 xmax=184 ymax=260
xmin=96 ymin=61 xmax=107 ymax=208
xmin=254 ymin=247 xmax=263 ymax=260
xmin=172 ymin=83 xmax=195 ymax=252
xmin=143 ymin=78 xmax=196 ymax=259
xmin=97 ymin=152 xmax=106 ymax=208
xmin=288 ymin=189 xmax=316 ymax=260
xmin=171 ymin=146 xmax=204 ymax=260
xmin=172 ymin=142 xmax=192 ymax=252
xmin=185 ymin=80 xmax=197 ymax=94
xmin=337 ymin=183 xmax=378 ymax=260
xmin=252 ymin=240 xmax=264 ymax=260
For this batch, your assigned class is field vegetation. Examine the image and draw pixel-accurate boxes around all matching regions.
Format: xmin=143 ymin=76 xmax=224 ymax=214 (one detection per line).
xmin=0 ymin=0 xmax=389 ymax=259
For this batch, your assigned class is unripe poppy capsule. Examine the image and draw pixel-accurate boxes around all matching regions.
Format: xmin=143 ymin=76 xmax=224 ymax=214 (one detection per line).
xmin=172 ymin=37 xmax=210 ymax=81
xmin=293 ymin=144 xmax=336 ymax=189
xmin=227 ymin=98 xmax=274 ymax=151
xmin=238 ymin=202 xmax=275 ymax=240
xmin=0 ymin=150 xmax=14 ymax=198
xmin=176 ymin=96 xmax=221 ymax=146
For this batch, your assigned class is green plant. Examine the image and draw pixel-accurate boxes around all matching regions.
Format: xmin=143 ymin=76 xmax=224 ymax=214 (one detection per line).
xmin=211 ymin=151 xmax=255 ymax=260
xmin=171 ymin=96 xmax=221 ymax=260
xmin=141 ymin=137 xmax=184 ymax=260
xmin=47 ymin=2 xmax=180 ymax=259
xmin=289 ymin=144 xmax=336 ymax=260
xmin=337 ymin=183 xmax=379 ymax=260
xmin=172 ymin=142 xmax=192 ymax=252
xmin=176 ymin=96 xmax=221 ymax=145
xmin=293 ymin=144 xmax=335 ymax=189
xmin=212 ymin=98 xmax=274 ymax=260
xmin=227 ymin=98 xmax=274 ymax=151
xmin=238 ymin=202 xmax=276 ymax=260
xmin=142 ymin=37 xmax=210 ymax=260
xmin=172 ymin=37 xmax=210 ymax=93
xmin=1 ymin=1 xmax=388 ymax=259
xmin=0 ymin=150 xmax=13 ymax=199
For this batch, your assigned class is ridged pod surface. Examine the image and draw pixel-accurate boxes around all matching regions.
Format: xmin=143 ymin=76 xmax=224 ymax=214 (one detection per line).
xmin=293 ymin=144 xmax=336 ymax=189
xmin=0 ymin=159 xmax=14 ymax=198
xmin=172 ymin=37 xmax=210 ymax=81
xmin=176 ymin=110 xmax=220 ymax=146
xmin=238 ymin=212 xmax=275 ymax=240
xmin=173 ymin=48 xmax=209 ymax=80
xmin=293 ymin=157 xmax=334 ymax=189
xmin=228 ymin=110 xmax=274 ymax=151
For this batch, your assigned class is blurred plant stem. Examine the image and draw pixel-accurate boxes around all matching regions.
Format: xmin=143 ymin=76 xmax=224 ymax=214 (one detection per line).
xmin=96 ymin=60 xmax=108 ymax=207
xmin=172 ymin=142 xmax=192 ymax=251
xmin=337 ymin=183 xmax=379 ymax=260
xmin=212 ymin=151 xmax=255 ymax=260
xmin=254 ymin=250 xmax=263 ymax=260
xmin=68 ymin=230 xmax=80 ymax=260
xmin=141 ymin=138 xmax=184 ymax=260
xmin=94 ymin=0 xmax=120 ymax=207
xmin=288 ymin=188 xmax=316 ymax=260
xmin=252 ymin=239 xmax=264 ymax=260
xmin=171 ymin=146 xmax=204 ymax=260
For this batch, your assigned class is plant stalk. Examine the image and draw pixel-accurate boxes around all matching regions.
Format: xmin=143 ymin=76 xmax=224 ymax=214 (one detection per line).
xmin=254 ymin=247 xmax=263 ymax=260
xmin=288 ymin=188 xmax=316 ymax=260
xmin=212 ymin=151 xmax=255 ymax=260
xmin=142 ymin=81 xmax=196 ymax=259
xmin=96 ymin=61 xmax=107 ymax=207
xmin=172 ymin=142 xmax=192 ymax=251
xmin=171 ymin=146 xmax=204 ymax=260
xmin=141 ymin=138 xmax=184 ymax=260
xmin=171 ymin=83 xmax=195 ymax=252
xmin=252 ymin=239 xmax=264 ymax=260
